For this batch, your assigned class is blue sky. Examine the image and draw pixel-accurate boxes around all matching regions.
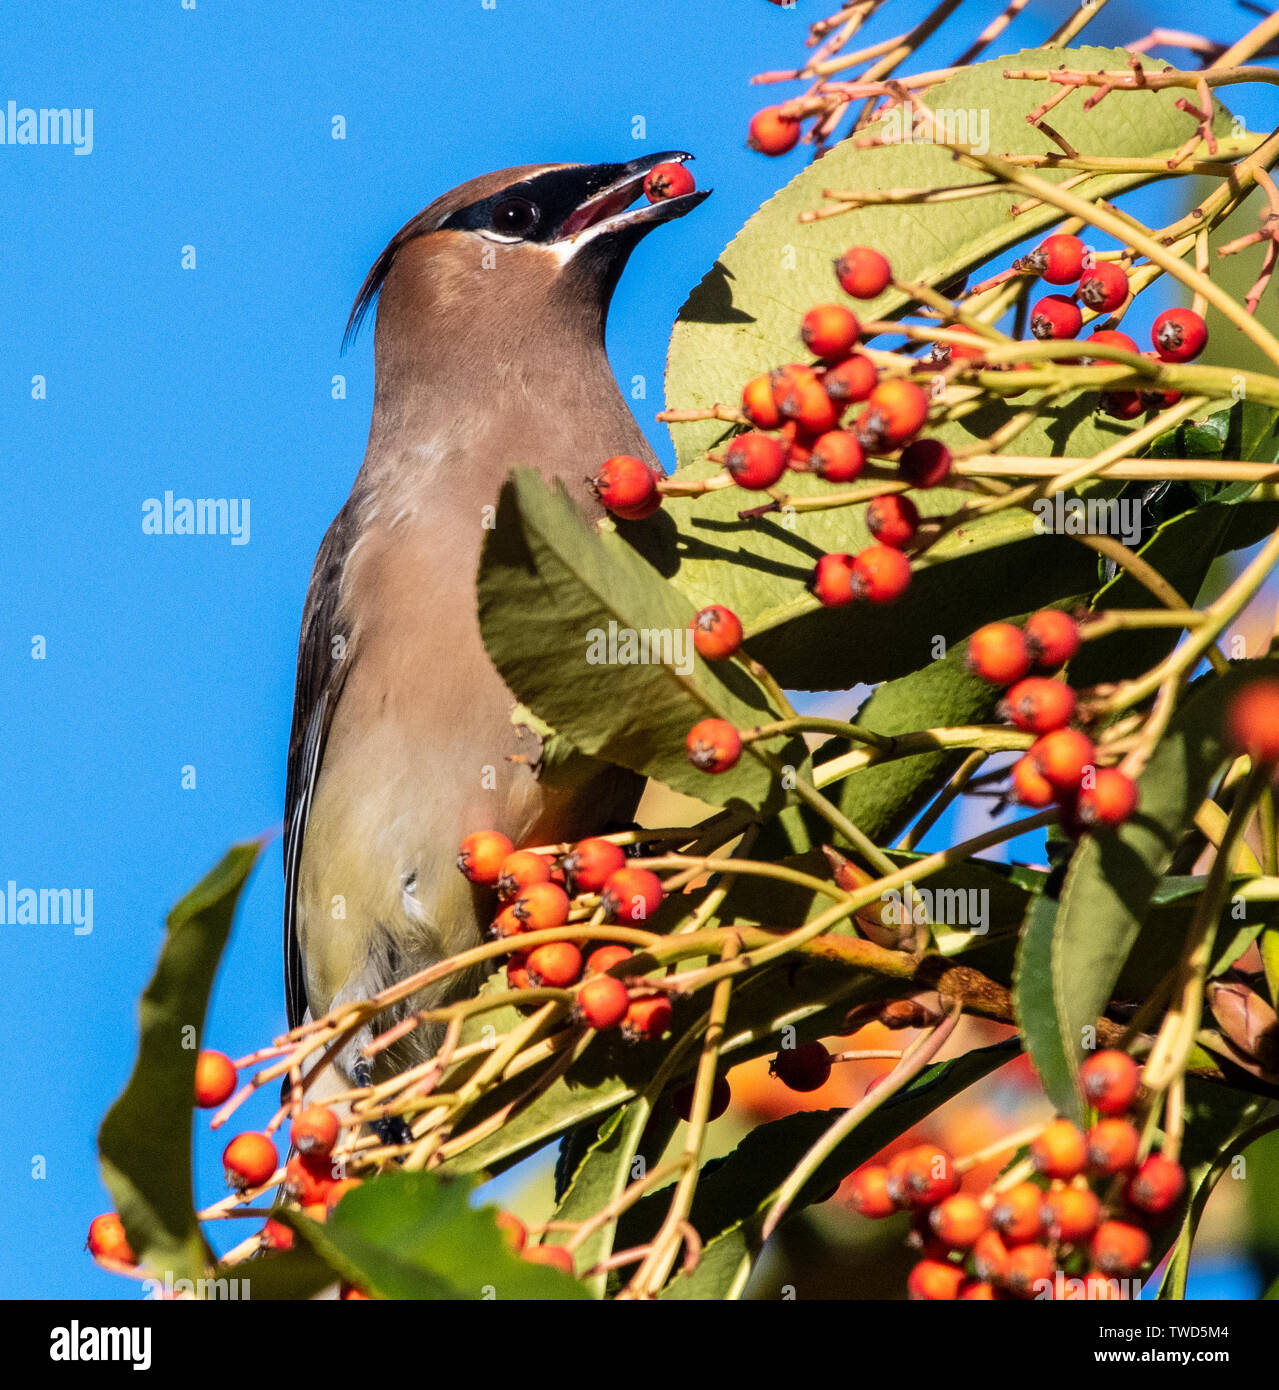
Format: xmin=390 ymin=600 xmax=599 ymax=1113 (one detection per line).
xmin=7 ymin=0 xmax=1261 ymax=1299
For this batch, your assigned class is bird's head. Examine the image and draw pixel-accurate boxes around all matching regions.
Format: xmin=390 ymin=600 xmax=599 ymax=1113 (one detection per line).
xmin=344 ymin=153 xmax=709 ymax=357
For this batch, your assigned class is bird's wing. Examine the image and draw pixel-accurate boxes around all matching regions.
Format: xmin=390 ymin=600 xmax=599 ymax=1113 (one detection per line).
xmin=284 ymin=501 xmax=357 ymax=1031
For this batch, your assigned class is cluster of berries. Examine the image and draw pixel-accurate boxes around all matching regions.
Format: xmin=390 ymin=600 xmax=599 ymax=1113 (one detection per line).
xmin=965 ymin=608 xmax=1139 ymax=829
xmin=457 ymin=830 xmax=673 ymax=1041
xmin=849 ymin=1049 xmax=1184 ymax=1299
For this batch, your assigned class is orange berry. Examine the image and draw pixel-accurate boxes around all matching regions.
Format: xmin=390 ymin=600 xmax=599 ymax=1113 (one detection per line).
xmin=283 ymin=1153 xmax=338 ymax=1205
xmin=325 ymin=1177 xmax=362 ymax=1208
xmin=1126 ymin=1153 xmax=1185 ymax=1215
xmin=967 ymin=622 xmax=1031 ymax=685
xmin=835 ymin=245 xmax=892 ymax=299
xmin=1001 ymin=678 xmax=1076 ymax=734
xmin=643 ymin=161 xmax=695 ymax=202
xmin=526 ymin=940 xmax=583 ymax=988
xmin=725 ymin=431 xmax=788 ymax=490
xmin=1090 ymin=1220 xmax=1150 ymax=1276
xmin=1030 ymin=1117 xmax=1087 ymax=1180
xmin=907 ymin=1258 xmax=966 ymax=1300
xmin=801 ymin=303 xmax=860 ymax=362
xmin=495 ymin=850 xmax=553 ymax=900
xmin=686 ymin=717 xmax=743 ymax=774
xmin=1080 ymin=1049 xmax=1140 ymax=1116
xmin=575 ymin=974 xmax=630 ymax=1030
xmin=1086 ymin=1118 xmax=1142 ymax=1176
xmin=747 ymin=105 xmax=802 ymax=155
xmin=506 ymin=948 xmax=532 ymax=989
xmin=809 ymin=551 xmax=857 ymax=607
xmin=851 ymin=544 xmax=912 ymax=604
xmin=1004 ymin=1243 xmax=1056 ymax=1299
xmin=691 ymin=604 xmax=744 ymax=661
xmin=260 ymin=1218 xmax=294 ymax=1252
xmin=562 ymin=837 xmax=626 ymax=894
xmin=972 ymin=1229 xmax=1011 ymax=1283
xmin=291 ymin=1104 xmax=341 ymax=1158
xmin=194 ymin=1049 xmax=238 ymax=1109
xmin=523 ymin=1244 xmax=576 ymax=1275
xmin=1226 ymin=678 xmax=1279 ymax=764
xmin=866 ymin=493 xmax=919 ymax=548
xmin=495 ymin=1210 xmax=527 ymax=1253
xmin=222 ymin=1131 xmax=279 ymax=1192
xmin=340 ymin=1283 xmax=371 ymax=1300
xmin=508 ymin=881 xmax=571 ymax=933
xmin=590 ymin=455 xmax=658 ymax=513
xmin=1042 ymin=1185 xmax=1101 ymax=1244
xmin=585 ymin=944 xmax=632 ymax=975
xmin=1025 ymin=609 xmax=1080 ymax=668
xmin=990 ymin=1181 xmax=1044 ymax=1245
xmin=856 ymin=379 xmax=929 ymax=450
xmin=928 ymin=1193 xmax=987 ymax=1248
xmin=601 ymin=866 xmax=664 ymax=923
xmin=848 ymin=1165 xmax=898 ymax=1218
xmin=1011 ymin=754 xmax=1055 ymax=808
xmin=958 ymin=1280 xmax=1000 ymax=1300
xmin=1031 ymin=728 xmax=1095 ymax=795
xmin=741 ymin=373 xmax=782 ymax=428
xmin=810 ymin=429 xmax=865 ymax=483
xmin=823 ymin=353 xmax=879 ymax=403
xmin=774 ymin=366 xmax=840 ymax=435
xmin=622 ymin=994 xmax=673 ymax=1041
xmin=887 ymin=1144 xmax=959 ymax=1209
xmin=87 ymin=1212 xmax=135 ymax=1265
xmin=457 ymin=830 xmax=514 ymax=885
xmin=1077 ymin=768 xmax=1139 ymax=828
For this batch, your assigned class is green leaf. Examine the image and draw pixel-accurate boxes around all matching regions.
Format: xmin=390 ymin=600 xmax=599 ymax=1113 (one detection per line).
xmin=98 ymin=842 xmax=261 ymax=1282
xmin=282 ymin=1170 xmax=591 ymax=1300
xmin=642 ymin=45 xmax=1238 ymax=691
xmin=626 ymin=1040 xmax=1019 ymax=1296
xmin=1034 ymin=659 xmax=1279 ymax=1117
xmin=1013 ymin=891 xmax=1080 ymax=1122
xmin=478 ymin=470 xmax=805 ymax=807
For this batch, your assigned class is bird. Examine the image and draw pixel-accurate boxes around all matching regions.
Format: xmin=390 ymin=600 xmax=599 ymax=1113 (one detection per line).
xmin=283 ymin=153 xmax=708 ymax=1111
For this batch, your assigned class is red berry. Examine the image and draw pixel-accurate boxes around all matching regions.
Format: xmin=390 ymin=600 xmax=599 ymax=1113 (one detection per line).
xmin=809 ymin=551 xmax=856 ymax=607
xmin=506 ymin=949 xmax=532 ymax=989
xmin=848 ymin=1165 xmax=898 ymax=1217
xmin=686 ymin=717 xmax=742 ymax=774
xmin=1226 ymin=678 xmax=1279 ymax=763
xmin=1024 ymin=609 xmax=1080 ymax=668
xmin=1152 ymin=308 xmax=1207 ymax=363
xmin=291 ymin=1104 xmax=341 ymax=1158
xmin=1042 ymin=1185 xmax=1101 ymax=1243
xmin=1078 ymin=261 xmax=1129 ymax=313
xmin=691 ymin=604 xmax=743 ymax=661
xmin=526 ymin=940 xmax=583 ymax=988
xmin=1031 ymin=727 xmax=1095 ymax=795
xmin=623 ymin=994 xmax=673 ymax=1041
xmin=1030 ymin=294 xmax=1083 ymax=341
xmin=907 ymin=1259 xmax=965 ymax=1300
xmin=801 ymin=303 xmax=860 ymax=361
xmin=562 ymin=837 xmax=626 ymax=894
xmin=1011 ymin=754 xmax=1055 ymax=808
xmin=741 ymin=373 xmax=782 ymax=428
xmin=1086 ymin=1118 xmax=1142 ymax=1176
xmin=958 ymin=1280 xmax=1000 ymax=1300
xmin=1077 ymin=768 xmax=1139 ymax=827
xmin=223 ymin=1132 xmax=279 ymax=1192
xmin=672 ymin=1074 xmax=731 ymax=1122
xmin=968 ymin=623 xmax=1031 ymax=685
xmin=1004 ymin=1243 xmax=1057 ymax=1299
xmin=601 ymin=866 xmax=665 ymax=923
xmin=1101 ymin=390 xmax=1143 ymax=421
xmin=725 ymin=431 xmax=788 ymax=490
xmin=779 ymin=420 xmax=818 ymax=469
xmin=496 ymin=850 xmax=553 ymax=900
xmin=283 ymin=1152 xmax=338 ymax=1205
xmin=1091 ymin=1220 xmax=1150 ymax=1276
xmin=851 ymin=544 xmax=912 ymax=603
xmin=1081 ymin=1049 xmax=1140 ymax=1116
xmin=1126 ymin=1153 xmax=1185 ymax=1215
xmin=866 ymin=493 xmax=920 ymax=548
xmin=591 ymin=455 xmax=658 ymax=513
xmin=770 ymin=1040 xmax=832 ymax=1093
xmin=506 ymin=880 xmax=571 ymax=933
xmin=1030 ymin=1117 xmax=1087 ymax=1180
xmin=1026 ymin=233 xmax=1086 ymax=285
xmin=260 ymin=1218 xmax=294 ymax=1252
xmin=523 ymin=1244 xmax=576 ymax=1275
xmin=747 ymin=105 xmax=801 ymax=155
xmin=1085 ymin=329 xmax=1140 ymax=360
xmin=575 ymin=974 xmax=631 ymax=1030
xmin=1001 ymin=678 xmax=1076 ymax=734
xmin=972 ymin=1230 xmax=1011 ymax=1282
xmin=928 ymin=327 xmax=987 ymax=366
xmin=585 ymin=943 xmax=632 ymax=975
xmin=194 ymin=1049 xmax=237 ymax=1109
xmin=856 ymin=379 xmax=929 ymax=449
xmin=835 ymin=246 xmax=892 ymax=299
xmin=87 ymin=1213 xmax=135 ymax=1265
xmin=990 ymin=1182 xmax=1044 ymax=1245
xmin=643 ymin=161 xmax=695 ymax=203
xmin=929 ymin=1194 xmax=987 ymax=1248
xmin=810 ymin=429 xmax=864 ymax=483
xmin=457 ymin=830 xmax=514 ymax=885
xmin=774 ymin=366 xmax=840 ymax=434
xmin=495 ymin=1210 xmax=527 ymax=1253
xmin=887 ymin=1144 xmax=959 ymax=1209
xmin=823 ymin=353 xmax=879 ymax=403
xmin=897 ymin=437 xmax=952 ymax=488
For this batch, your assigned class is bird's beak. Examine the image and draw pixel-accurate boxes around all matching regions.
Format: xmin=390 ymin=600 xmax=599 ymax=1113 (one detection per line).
xmin=555 ymin=151 xmax=710 ymax=245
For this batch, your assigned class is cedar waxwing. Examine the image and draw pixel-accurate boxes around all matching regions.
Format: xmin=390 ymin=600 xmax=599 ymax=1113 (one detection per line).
xmin=284 ymin=154 xmax=708 ymax=1106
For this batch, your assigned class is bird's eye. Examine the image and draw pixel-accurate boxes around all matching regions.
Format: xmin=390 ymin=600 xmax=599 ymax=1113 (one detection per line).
xmin=491 ymin=196 xmax=539 ymax=237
